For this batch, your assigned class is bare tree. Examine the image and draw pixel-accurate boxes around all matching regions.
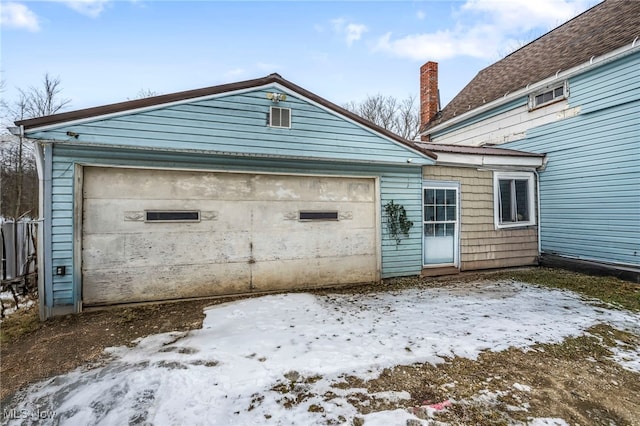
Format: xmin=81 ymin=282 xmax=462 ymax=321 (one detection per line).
xmin=343 ymin=94 xmax=420 ymax=141
xmin=1 ymin=74 xmax=71 ymax=219
xmin=129 ymin=88 xmax=160 ymax=100
xmin=16 ymin=73 xmax=71 ymax=118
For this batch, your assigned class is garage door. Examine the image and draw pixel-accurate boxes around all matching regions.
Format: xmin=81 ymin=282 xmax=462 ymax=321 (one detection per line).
xmin=81 ymin=166 xmax=378 ymax=306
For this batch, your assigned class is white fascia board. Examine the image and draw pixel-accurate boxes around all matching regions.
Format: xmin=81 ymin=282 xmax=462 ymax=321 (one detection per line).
xmin=434 ymin=152 xmax=544 ymax=168
xmin=425 ymin=43 xmax=640 ymax=136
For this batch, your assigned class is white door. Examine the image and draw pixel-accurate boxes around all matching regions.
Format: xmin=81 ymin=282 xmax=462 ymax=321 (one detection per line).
xmin=423 ymin=184 xmax=459 ymax=267
xmin=81 ymin=166 xmax=378 ymax=306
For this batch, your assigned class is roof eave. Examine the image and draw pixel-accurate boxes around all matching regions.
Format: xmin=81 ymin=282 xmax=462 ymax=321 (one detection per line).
xmin=422 ymin=41 xmax=640 ymax=137
xmin=16 ymin=73 xmax=437 ymax=161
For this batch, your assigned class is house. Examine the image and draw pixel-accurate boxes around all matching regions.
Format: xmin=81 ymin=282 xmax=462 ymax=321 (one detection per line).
xmin=420 ymin=0 xmax=640 ymax=281
xmin=17 ymin=71 xmax=550 ymax=319
xmin=17 ymin=74 xmax=440 ymax=319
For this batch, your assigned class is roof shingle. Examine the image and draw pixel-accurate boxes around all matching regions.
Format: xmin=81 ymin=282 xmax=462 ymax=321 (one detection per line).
xmin=424 ymin=0 xmax=640 ymax=132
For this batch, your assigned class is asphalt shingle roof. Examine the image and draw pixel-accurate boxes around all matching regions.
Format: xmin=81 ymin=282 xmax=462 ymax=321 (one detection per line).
xmin=424 ymin=0 xmax=640 ymax=132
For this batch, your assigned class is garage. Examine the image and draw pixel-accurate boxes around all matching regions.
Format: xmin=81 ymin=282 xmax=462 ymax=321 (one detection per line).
xmin=81 ymin=166 xmax=379 ymax=306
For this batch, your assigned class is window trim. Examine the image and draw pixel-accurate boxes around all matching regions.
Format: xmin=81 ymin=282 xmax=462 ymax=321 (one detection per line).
xmin=493 ymin=172 xmax=536 ymax=229
xmin=269 ymin=106 xmax=291 ymax=128
xmin=528 ymin=81 xmax=568 ymax=110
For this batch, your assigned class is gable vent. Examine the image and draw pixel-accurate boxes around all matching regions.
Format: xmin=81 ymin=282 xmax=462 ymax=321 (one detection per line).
xmin=269 ymin=106 xmax=291 ymax=128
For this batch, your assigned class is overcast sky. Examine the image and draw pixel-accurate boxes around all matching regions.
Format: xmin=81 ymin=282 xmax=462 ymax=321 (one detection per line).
xmin=1 ymin=0 xmax=599 ymax=118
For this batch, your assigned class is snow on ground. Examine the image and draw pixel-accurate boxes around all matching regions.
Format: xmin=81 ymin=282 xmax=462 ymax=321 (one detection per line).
xmin=4 ymin=280 xmax=640 ymax=425
xmin=0 ymin=290 xmax=35 ymax=319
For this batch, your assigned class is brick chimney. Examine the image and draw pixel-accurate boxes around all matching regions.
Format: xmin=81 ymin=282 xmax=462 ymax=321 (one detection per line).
xmin=420 ymin=61 xmax=439 ymax=141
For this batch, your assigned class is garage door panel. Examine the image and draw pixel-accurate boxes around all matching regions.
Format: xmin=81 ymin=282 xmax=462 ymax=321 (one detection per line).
xmin=249 ymin=201 xmax=376 ymax=229
xmin=251 ymin=229 xmax=376 ymax=261
xmin=84 ymin=168 xmax=254 ymax=201
xmin=83 ymin=199 xmax=253 ymax=234
xmin=82 ymin=167 xmax=378 ymax=306
xmin=83 ymin=263 xmax=252 ymax=305
xmin=252 ymin=174 xmax=374 ymax=202
xmin=83 ymin=231 xmax=251 ymax=269
xmin=251 ymin=255 xmax=377 ymax=291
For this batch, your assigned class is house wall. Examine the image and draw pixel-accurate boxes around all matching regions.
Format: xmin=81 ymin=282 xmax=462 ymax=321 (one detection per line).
xmin=45 ymin=146 xmax=425 ymax=310
xmin=29 ymin=85 xmax=434 ymax=313
xmin=423 ymin=166 xmax=538 ymax=270
xmin=29 ymin=88 xmax=431 ymax=165
xmin=502 ymin=51 xmax=640 ymax=267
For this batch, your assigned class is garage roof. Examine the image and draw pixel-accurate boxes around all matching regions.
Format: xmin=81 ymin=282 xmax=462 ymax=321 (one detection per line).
xmin=16 ymin=73 xmax=437 ymax=160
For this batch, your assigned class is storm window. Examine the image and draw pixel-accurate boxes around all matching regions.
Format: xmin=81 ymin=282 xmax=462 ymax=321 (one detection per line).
xmin=493 ymin=173 xmax=535 ymax=228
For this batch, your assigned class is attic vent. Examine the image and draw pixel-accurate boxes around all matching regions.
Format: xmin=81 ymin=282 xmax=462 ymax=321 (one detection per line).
xmin=269 ymin=106 xmax=291 ymax=128
xmin=529 ymin=81 xmax=568 ymax=110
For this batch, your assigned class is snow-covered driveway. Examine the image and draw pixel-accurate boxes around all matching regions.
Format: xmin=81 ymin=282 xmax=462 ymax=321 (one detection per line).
xmin=5 ymin=280 xmax=640 ymax=425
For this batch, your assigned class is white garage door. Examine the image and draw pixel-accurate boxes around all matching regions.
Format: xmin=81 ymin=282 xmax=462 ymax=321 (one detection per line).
xmin=81 ymin=166 xmax=378 ymax=306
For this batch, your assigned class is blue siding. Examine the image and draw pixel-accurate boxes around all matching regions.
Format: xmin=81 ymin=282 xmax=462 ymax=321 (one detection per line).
xmin=28 ymin=85 xmax=435 ymax=309
xmin=31 ymin=88 xmax=432 ymax=166
xmin=504 ymin=52 xmax=640 ymax=267
xmin=43 ymin=146 xmax=425 ymax=307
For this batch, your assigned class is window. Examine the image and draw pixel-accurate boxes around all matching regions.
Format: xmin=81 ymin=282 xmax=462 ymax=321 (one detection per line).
xmin=145 ymin=211 xmax=200 ymax=222
xmin=529 ymin=82 xmax=567 ymax=109
xmin=493 ymin=172 xmax=535 ymax=228
xmin=269 ymin=107 xmax=291 ymax=128
xmin=299 ymin=211 xmax=339 ymax=221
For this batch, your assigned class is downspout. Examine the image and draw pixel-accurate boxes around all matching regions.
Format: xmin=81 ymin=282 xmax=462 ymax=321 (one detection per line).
xmin=34 ymin=139 xmax=53 ymax=320
xmin=534 ymin=170 xmax=541 ymax=263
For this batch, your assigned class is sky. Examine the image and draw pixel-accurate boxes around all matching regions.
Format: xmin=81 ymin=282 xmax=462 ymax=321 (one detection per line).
xmin=1 ymin=0 xmax=599 ymax=118
xmin=3 ymin=280 xmax=640 ymax=424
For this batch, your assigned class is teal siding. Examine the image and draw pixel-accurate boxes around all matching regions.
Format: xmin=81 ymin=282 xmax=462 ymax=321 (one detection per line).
xmin=28 ymin=84 xmax=435 ymax=309
xmin=503 ymin=52 xmax=640 ymax=267
xmin=46 ymin=145 xmax=425 ymax=307
xmin=569 ymin=52 xmax=640 ymax=114
xmin=31 ymin=88 xmax=432 ymax=166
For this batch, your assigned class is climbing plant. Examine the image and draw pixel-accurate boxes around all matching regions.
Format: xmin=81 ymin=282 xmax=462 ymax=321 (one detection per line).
xmin=384 ymin=200 xmax=414 ymax=246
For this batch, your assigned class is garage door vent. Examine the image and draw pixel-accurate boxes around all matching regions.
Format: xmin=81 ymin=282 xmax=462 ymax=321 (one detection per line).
xmin=145 ymin=211 xmax=200 ymax=222
xmin=299 ymin=211 xmax=339 ymax=221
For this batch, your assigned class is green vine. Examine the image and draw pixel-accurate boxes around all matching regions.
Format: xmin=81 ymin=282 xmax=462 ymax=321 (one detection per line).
xmin=384 ymin=200 xmax=414 ymax=246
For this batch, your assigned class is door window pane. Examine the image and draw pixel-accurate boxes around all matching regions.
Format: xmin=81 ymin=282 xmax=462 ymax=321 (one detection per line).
xmin=446 ymin=206 xmax=455 ymax=221
xmin=445 ymin=189 xmax=456 ymax=206
xmin=424 ymin=206 xmax=435 ymax=221
xmin=424 ymin=223 xmax=435 ymax=237
xmin=435 ymin=189 xmax=445 ymax=205
xmin=445 ymin=223 xmax=455 ymax=236
xmin=425 ymin=189 xmax=435 ymax=204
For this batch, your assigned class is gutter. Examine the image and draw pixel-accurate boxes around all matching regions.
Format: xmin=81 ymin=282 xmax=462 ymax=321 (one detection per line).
xmin=424 ymin=42 xmax=640 ymax=136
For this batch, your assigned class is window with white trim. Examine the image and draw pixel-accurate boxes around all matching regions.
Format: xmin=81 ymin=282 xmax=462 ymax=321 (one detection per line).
xmin=493 ymin=172 xmax=535 ymax=228
xmin=528 ymin=82 xmax=567 ymax=110
xmin=269 ymin=106 xmax=291 ymax=128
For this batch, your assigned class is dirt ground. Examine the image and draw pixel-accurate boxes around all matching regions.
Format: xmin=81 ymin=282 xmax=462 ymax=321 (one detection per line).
xmin=1 ymin=270 xmax=639 ymax=424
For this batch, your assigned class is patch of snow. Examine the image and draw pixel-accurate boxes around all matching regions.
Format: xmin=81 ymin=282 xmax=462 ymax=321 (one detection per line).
xmin=4 ymin=281 xmax=640 ymax=425
xmin=527 ymin=418 xmax=570 ymax=426
xmin=513 ymin=382 xmax=532 ymax=392
xmin=609 ymin=340 xmax=640 ymax=373
xmin=370 ymin=390 xmax=411 ymax=402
